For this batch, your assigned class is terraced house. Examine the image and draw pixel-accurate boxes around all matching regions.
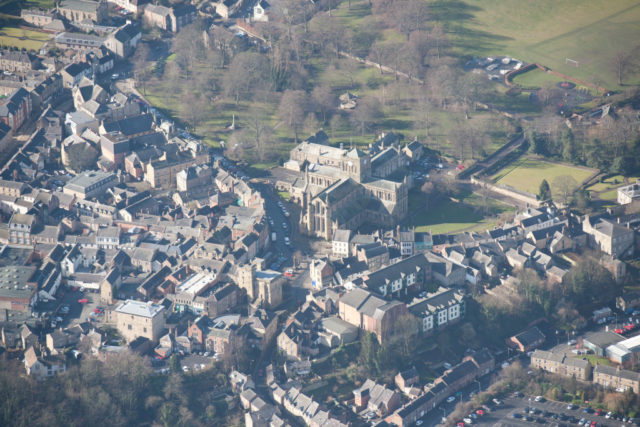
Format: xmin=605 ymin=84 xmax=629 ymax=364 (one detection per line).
xmin=593 ymin=364 xmax=640 ymax=393
xmin=530 ymin=350 xmax=592 ymax=381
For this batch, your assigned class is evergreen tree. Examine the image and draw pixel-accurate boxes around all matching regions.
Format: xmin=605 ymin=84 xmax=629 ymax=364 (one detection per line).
xmin=561 ymin=128 xmax=577 ymax=162
xmin=531 ymin=132 xmax=548 ymax=156
xmin=539 ymin=179 xmax=552 ymax=201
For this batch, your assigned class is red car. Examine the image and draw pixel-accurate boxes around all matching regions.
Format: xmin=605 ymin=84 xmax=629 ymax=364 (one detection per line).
xmin=93 ymin=308 xmax=103 ymax=314
xmin=78 ymin=298 xmax=88 ymax=304
xmin=284 ymin=269 xmax=294 ymax=278
xmin=475 ymin=409 xmax=485 ymax=416
xmin=615 ymin=328 xmax=624 ymax=334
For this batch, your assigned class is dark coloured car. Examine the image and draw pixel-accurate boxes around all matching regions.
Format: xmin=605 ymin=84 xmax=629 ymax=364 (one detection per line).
xmin=513 ymin=413 xmax=523 ymax=419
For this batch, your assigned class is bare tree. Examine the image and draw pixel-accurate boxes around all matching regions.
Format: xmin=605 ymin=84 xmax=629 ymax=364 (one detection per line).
xmin=223 ymin=52 xmax=267 ymax=104
xmin=210 ymin=26 xmax=234 ymax=68
xmin=311 ymin=85 xmax=335 ymax=124
xmin=552 ymin=175 xmax=578 ymax=207
xmin=368 ymin=41 xmax=387 ymax=74
xmin=351 ymin=96 xmax=383 ymax=136
xmin=420 ymin=181 xmax=440 ymax=210
xmin=181 ymin=92 xmax=207 ymax=132
xmin=612 ymin=51 xmax=632 ymax=85
xmin=278 ymin=90 xmax=308 ymax=142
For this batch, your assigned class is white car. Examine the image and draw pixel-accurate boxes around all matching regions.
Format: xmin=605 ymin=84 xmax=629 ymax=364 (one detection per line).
xmin=415 ymin=421 xmax=423 ymax=426
xmin=446 ymin=396 xmax=456 ymax=403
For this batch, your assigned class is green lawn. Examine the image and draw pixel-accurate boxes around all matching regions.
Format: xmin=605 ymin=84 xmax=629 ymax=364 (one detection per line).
xmin=491 ymin=156 xmax=596 ymax=195
xmin=598 ymin=189 xmax=618 ymax=201
xmin=406 ymin=189 xmax=513 ymax=235
xmin=511 ymin=68 xmax=565 ymax=89
xmin=580 ymin=354 xmax=611 ymax=367
xmin=585 ymin=175 xmax=625 ymax=192
xmin=0 ymin=26 xmax=51 ymax=50
xmin=277 ymin=190 xmax=291 ymax=200
xmin=445 ymin=0 xmax=640 ymax=89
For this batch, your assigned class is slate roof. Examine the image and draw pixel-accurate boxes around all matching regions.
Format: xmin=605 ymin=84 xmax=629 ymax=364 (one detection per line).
xmin=513 ymin=326 xmax=545 ymax=347
xmin=103 ymin=114 xmax=154 ymax=136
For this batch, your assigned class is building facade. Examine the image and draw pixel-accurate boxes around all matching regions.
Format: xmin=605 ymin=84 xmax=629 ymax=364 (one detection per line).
xmin=114 ymin=299 xmax=165 ymax=343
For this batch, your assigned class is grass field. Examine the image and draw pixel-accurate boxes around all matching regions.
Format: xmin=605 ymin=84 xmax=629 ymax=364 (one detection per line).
xmin=491 ymin=156 xmax=595 ymax=195
xmin=598 ymin=189 xmax=618 ymax=202
xmin=0 ymin=26 xmax=51 ymax=50
xmin=580 ymin=355 xmax=611 ymax=367
xmin=406 ymin=188 xmax=513 ymax=235
xmin=511 ymin=68 xmax=565 ymax=89
xmin=445 ymin=0 xmax=640 ymax=89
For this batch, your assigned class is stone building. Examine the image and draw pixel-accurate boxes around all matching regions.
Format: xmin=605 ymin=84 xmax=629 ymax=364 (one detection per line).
xmin=0 ymin=49 xmax=38 ymax=73
xmin=287 ymin=139 xmax=410 ymax=240
xmin=593 ymin=364 xmax=640 ymax=393
xmin=57 ymin=0 xmax=108 ymax=24
xmin=114 ymin=299 xmax=166 ymax=343
xmin=530 ymin=350 xmax=592 ymax=381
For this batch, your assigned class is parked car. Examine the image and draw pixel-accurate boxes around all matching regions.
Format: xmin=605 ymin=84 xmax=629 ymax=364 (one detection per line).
xmin=447 ymin=396 xmax=456 ymax=403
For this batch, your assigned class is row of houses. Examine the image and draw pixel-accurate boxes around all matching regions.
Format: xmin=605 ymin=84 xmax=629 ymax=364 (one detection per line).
xmin=385 ymin=349 xmax=495 ymax=426
xmin=531 ymin=349 xmax=640 ymax=394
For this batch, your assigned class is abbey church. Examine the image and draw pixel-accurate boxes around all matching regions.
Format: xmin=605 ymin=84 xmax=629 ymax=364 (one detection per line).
xmin=279 ymin=133 xmax=417 ymax=240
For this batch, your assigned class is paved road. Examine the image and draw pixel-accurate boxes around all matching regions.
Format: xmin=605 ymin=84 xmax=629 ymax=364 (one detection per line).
xmin=254 ymin=183 xmax=294 ymax=265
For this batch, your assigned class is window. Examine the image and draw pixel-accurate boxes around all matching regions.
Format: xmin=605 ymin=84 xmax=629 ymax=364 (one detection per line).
xmin=425 ymin=316 xmax=433 ymax=330
xmin=438 ymin=310 xmax=447 ymax=325
xmin=143 ymin=327 xmax=147 ymax=333
xmin=449 ymin=305 xmax=459 ymax=319
xmin=128 ymin=324 xmax=132 ymax=330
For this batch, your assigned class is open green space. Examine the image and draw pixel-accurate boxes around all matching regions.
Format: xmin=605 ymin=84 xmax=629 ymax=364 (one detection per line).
xmin=585 ymin=174 xmax=626 ymax=193
xmin=511 ymin=68 xmax=565 ymax=89
xmin=491 ymin=156 xmax=595 ymax=195
xmin=0 ymin=26 xmax=51 ymax=50
xmin=580 ymin=354 xmax=611 ymax=367
xmin=445 ymin=0 xmax=640 ymax=89
xmin=406 ymin=188 xmax=513 ymax=235
xmin=598 ymin=189 xmax=618 ymax=202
